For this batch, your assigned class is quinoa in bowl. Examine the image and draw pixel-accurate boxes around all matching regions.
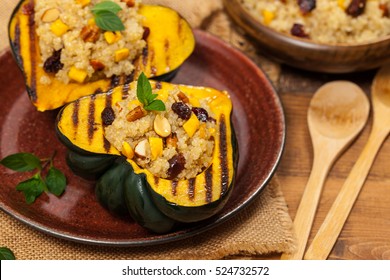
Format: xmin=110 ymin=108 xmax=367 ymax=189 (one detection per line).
xmin=240 ymin=0 xmax=390 ymax=44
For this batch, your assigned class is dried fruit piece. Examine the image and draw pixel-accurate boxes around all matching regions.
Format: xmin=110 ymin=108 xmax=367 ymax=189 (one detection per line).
xmin=101 ymin=107 xmax=115 ymax=126
xmin=81 ymin=25 xmax=100 ymax=42
xmin=167 ymin=153 xmax=186 ymax=179
xmin=171 ymin=102 xmax=191 ymax=120
xmin=191 ymin=107 xmax=209 ymax=122
xmin=290 ymin=23 xmax=310 ymax=38
xmin=379 ymin=3 xmax=389 ymax=18
xmin=298 ymin=0 xmax=316 ymax=15
xmin=122 ymin=0 xmax=135 ymax=7
xmin=346 ymin=0 xmax=366 ymax=17
xmin=43 ymin=49 xmax=64 ymax=74
xmin=126 ymin=106 xmax=146 ymax=122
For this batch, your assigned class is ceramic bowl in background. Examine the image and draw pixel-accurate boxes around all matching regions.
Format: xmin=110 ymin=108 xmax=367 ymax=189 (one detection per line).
xmin=224 ymin=0 xmax=390 ymax=73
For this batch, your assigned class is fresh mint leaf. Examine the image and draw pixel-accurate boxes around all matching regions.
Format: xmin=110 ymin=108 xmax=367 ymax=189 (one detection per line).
xmin=145 ymin=100 xmax=166 ymax=111
xmin=91 ymin=1 xmax=124 ymax=31
xmin=136 ymin=72 xmax=166 ymax=111
xmin=94 ymin=11 xmax=125 ymax=31
xmin=91 ymin=1 xmax=123 ymax=14
xmin=45 ymin=166 xmax=66 ymax=196
xmin=0 ymin=153 xmax=41 ymax=172
xmin=16 ymin=177 xmax=45 ymax=204
xmin=0 ymin=247 xmax=15 ymax=260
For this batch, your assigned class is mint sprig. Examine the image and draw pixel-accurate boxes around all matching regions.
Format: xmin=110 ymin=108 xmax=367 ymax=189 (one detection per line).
xmin=91 ymin=1 xmax=125 ymax=31
xmin=137 ymin=72 xmax=166 ymax=111
xmin=0 ymin=247 xmax=15 ymax=260
xmin=0 ymin=152 xmax=67 ymax=204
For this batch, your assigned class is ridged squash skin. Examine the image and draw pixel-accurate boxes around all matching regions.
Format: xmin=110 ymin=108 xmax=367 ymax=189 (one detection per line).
xmin=56 ymin=81 xmax=238 ymax=233
xmin=8 ymin=0 xmax=195 ymax=111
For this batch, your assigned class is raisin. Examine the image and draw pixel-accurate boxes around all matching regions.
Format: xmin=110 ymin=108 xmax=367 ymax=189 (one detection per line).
xmin=346 ymin=0 xmax=366 ymax=18
xmin=43 ymin=49 xmax=64 ymax=74
xmin=192 ymin=107 xmax=209 ymax=122
xmin=167 ymin=153 xmax=186 ymax=179
xmin=298 ymin=0 xmax=316 ymax=15
xmin=101 ymin=107 xmax=115 ymax=126
xmin=290 ymin=23 xmax=310 ymax=38
xmin=171 ymin=102 xmax=191 ymax=120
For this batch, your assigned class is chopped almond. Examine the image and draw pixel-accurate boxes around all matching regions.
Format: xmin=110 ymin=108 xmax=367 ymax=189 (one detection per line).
xmin=126 ymin=106 xmax=146 ymax=122
xmin=80 ymin=25 xmax=100 ymax=43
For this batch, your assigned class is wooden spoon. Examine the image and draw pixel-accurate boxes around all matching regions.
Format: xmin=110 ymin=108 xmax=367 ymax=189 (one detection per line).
xmin=304 ymin=66 xmax=390 ymax=260
xmin=281 ymin=81 xmax=369 ymax=260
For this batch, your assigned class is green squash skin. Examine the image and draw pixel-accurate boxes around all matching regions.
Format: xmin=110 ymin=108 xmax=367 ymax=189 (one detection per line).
xmin=123 ymin=167 xmax=176 ymax=234
xmin=66 ymin=150 xmax=117 ymax=180
xmin=95 ymin=160 xmax=130 ymax=216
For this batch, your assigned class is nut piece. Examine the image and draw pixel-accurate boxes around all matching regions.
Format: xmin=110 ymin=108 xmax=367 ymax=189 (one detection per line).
xmin=121 ymin=0 xmax=135 ymax=7
xmin=126 ymin=106 xmax=146 ymax=122
xmin=41 ymin=8 xmax=60 ymax=23
xmin=81 ymin=25 xmax=100 ymax=43
xmin=154 ymin=115 xmax=171 ymax=137
xmin=134 ymin=139 xmax=149 ymax=158
xmin=90 ymin=59 xmax=105 ymax=71
xmin=166 ymin=133 xmax=178 ymax=148
xmin=177 ymin=91 xmax=189 ymax=103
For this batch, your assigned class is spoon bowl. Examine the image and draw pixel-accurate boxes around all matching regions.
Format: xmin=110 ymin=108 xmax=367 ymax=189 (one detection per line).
xmin=281 ymin=81 xmax=369 ymax=260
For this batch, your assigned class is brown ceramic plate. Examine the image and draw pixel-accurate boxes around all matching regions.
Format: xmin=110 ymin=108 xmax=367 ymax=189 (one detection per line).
xmin=0 ymin=29 xmax=285 ymax=246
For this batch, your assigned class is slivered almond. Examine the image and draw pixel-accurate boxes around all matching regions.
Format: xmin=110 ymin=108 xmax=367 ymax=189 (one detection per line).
xmin=134 ymin=139 xmax=148 ymax=158
xmin=126 ymin=106 xmax=146 ymax=122
xmin=41 ymin=8 xmax=60 ymax=23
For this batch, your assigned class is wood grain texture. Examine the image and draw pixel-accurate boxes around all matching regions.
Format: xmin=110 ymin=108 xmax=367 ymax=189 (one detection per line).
xmin=275 ymin=65 xmax=390 ymax=260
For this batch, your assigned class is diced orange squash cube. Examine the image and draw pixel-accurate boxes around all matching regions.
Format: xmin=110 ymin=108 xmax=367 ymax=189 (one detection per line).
xmin=262 ymin=10 xmax=275 ymax=26
xmin=50 ymin=19 xmax=69 ymax=36
xmin=68 ymin=66 xmax=87 ymax=83
xmin=104 ymin=31 xmax=122 ymax=44
xmin=76 ymin=0 xmax=91 ymax=7
xmin=148 ymin=137 xmax=163 ymax=160
xmin=183 ymin=113 xmax=200 ymax=137
xmin=115 ymin=48 xmax=130 ymax=62
xmin=122 ymin=142 xmax=134 ymax=159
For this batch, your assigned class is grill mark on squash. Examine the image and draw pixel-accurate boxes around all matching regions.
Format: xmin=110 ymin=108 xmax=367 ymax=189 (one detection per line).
xmin=205 ymin=166 xmax=213 ymax=203
xmin=142 ymin=46 xmax=148 ymax=66
xmin=13 ymin=22 xmax=22 ymax=67
xmin=103 ymin=94 xmax=112 ymax=152
xmin=171 ymin=180 xmax=178 ymax=196
xmin=122 ymin=72 xmax=134 ymax=94
xmin=219 ymin=115 xmax=229 ymax=196
xmin=188 ymin=178 xmax=195 ymax=200
xmin=27 ymin=0 xmax=37 ymax=102
xmin=164 ymin=39 xmax=170 ymax=68
xmin=72 ymin=99 xmax=80 ymax=127
xmin=88 ymin=95 xmax=96 ymax=142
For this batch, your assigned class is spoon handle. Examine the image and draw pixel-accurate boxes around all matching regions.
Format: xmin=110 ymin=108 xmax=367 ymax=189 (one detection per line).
xmin=304 ymin=125 xmax=388 ymax=260
xmin=281 ymin=153 xmax=334 ymax=260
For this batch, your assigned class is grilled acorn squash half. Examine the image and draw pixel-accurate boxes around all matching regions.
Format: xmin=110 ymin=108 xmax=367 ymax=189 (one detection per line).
xmin=8 ymin=0 xmax=195 ymax=111
xmin=56 ymin=81 xmax=238 ymax=233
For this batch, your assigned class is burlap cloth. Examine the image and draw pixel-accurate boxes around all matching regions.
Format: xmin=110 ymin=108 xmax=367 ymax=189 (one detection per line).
xmin=0 ymin=0 xmax=295 ymax=259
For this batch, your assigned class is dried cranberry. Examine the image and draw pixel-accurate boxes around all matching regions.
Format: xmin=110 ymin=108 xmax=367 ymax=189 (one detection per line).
xmin=171 ymin=102 xmax=191 ymax=120
xmin=167 ymin=153 xmax=186 ymax=179
xmin=346 ymin=0 xmax=366 ymax=18
xmin=101 ymin=107 xmax=115 ymax=126
xmin=298 ymin=0 xmax=316 ymax=15
xmin=43 ymin=49 xmax=64 ymax=74
xmin=192 ymin=107 xmax=209 ymax=122
xmin=290 ymin=23 xmax=310 ymax=38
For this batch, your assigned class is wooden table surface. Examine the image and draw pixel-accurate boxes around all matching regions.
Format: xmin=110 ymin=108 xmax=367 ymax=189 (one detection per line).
xmin=273 ymin=66 xmax=390 ymax=260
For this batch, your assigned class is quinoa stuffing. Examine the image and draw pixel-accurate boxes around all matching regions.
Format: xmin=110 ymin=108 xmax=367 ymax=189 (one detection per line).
xmin=34 ymin=0 xmax=146 ymax=85
xmin=103 ymin=79 xmax=217 ymax=180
